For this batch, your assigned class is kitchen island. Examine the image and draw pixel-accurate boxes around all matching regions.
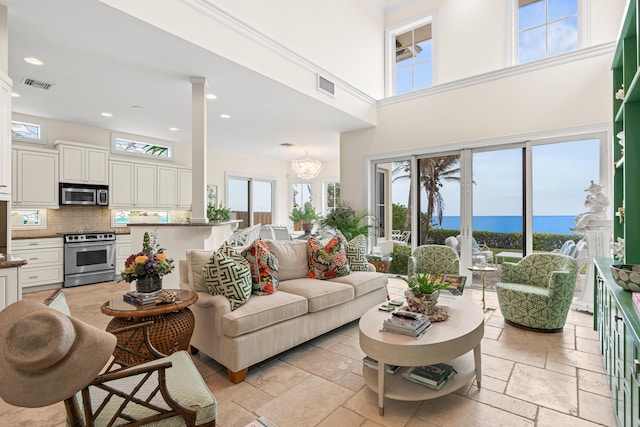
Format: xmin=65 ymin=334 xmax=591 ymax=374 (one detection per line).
xmin=127 ymin=221 xmax=241 ymax=289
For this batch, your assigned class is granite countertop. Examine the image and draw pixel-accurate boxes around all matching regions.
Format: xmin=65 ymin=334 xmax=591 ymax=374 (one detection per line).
xmin=12 ymin=229 xmax=131 ymax=240
xmin=0 ymin=254 xmax=27 ymax=268
xmin=127 ymin=220 xmax=242 ymax=227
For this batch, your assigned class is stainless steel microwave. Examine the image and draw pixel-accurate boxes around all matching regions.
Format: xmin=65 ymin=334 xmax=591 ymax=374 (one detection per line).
xmin=59 ymin=183 xmax=109 ymax=206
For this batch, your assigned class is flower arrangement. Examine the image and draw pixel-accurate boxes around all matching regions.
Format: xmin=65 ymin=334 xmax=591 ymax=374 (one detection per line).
xmin=121 ymin=231 xmax=174 ymax=284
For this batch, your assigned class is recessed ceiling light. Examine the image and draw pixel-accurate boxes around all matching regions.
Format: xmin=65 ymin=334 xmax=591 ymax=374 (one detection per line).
xmin=131 ymin=105 xmax=142 ymax=110
xmin=11 ymin=92 xmax=20 ymax=98
xmin=280 ymin=142 xmax=294 ymax=147
xmin=169 ymin=127 xmax=179 ymax=131
xmin=101 ymin=112 xmax=113 ymax=117
xmin=220 ymin=114 xmax=230 ymax=119
xmin=206 ymin=93 xmax=217 ymax=100
xmin=23 ymin=57 xmax=43 ymax=65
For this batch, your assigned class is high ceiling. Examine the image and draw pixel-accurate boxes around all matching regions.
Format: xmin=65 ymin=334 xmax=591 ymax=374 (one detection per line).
xmin=2 ymin=0 xmax=375 ymax=162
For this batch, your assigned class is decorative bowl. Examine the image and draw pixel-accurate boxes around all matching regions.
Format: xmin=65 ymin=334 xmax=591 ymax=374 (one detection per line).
xmin=610 ymin=264 xmax=640 ymax=292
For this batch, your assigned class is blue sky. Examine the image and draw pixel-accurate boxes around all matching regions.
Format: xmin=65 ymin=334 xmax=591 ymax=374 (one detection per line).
xmin=392 ymin=138 xmax=600 ymax=217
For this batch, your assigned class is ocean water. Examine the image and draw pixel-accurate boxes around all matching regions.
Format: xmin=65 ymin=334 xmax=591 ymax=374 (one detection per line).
xmin=433 ymin=215 xmax=579 ymax=235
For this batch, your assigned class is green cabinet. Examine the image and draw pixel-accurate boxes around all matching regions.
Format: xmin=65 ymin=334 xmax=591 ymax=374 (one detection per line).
xmin=613 ymin=0 xmax=640 ymax=263
xmin=595 ymin=259 xmax=640 ymax=426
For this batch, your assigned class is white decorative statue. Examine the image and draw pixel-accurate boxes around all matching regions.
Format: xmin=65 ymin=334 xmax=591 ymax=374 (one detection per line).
xmin=572 ymin=181 xmax=610 ymax=232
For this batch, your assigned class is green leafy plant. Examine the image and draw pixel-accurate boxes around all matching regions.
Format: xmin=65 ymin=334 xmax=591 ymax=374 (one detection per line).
xmin=207 ymin=202 xmax=231 ymax=222
xmin=289 ymin=201 xmax=317 ymax=224
xmin=317 ymin=203 xmax=374 ymax=240
xmin=400 ymin=271 xmax=450 ymax=295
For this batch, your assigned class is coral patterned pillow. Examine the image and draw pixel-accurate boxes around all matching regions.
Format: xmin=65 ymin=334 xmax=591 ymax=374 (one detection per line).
xmin=307 ymin=236 xmax=350 ymax=279
xmin=242 ymin=239 xmax=279 ymax=295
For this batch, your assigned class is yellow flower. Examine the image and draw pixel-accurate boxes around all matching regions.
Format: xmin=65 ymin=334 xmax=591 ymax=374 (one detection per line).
xmin=135 ymin=255 xmax=148 ymax=264
xmin=156 ymin=253 xmax=167 ymax=261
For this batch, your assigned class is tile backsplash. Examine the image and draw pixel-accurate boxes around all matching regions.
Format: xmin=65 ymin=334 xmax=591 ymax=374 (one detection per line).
xmin=12 ymin=207 xmax=118 ymax=238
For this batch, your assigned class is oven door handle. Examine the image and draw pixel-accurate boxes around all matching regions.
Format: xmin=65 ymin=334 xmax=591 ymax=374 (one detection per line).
xmin=65 ymin=241 xmax=115 ymax=248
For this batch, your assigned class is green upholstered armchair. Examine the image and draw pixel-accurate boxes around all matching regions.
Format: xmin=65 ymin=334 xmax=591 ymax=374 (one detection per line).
xmin=496 ymin=253 xmax=578 ymax=332
xmin=408 ymin=245 xmax=460 ymax=277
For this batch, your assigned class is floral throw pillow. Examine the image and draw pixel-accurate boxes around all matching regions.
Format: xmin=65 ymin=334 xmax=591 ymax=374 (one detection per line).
xmin=343 ymin=234 xmax=369 ymax=271
xmin=307 ymin=236 xmax=350 ymax=279
xmin=242 ymin=239 xmax=279 ymax=295
xmin=202 ymin=243 xmax=252 ymax=310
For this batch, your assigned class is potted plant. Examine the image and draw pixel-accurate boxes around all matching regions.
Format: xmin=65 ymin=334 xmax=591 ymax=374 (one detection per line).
xmin=289 ymin=201 xmax=317 ymax=234
xmin=316 ymin=203 xmax=374 ymax=240
xmin=207 ymin=202 xmax=231 ymax=224
xmin=121 ymin=231 xmax=174 ymax=293
xmin=399 ymin=271 xmax=451 ymax=314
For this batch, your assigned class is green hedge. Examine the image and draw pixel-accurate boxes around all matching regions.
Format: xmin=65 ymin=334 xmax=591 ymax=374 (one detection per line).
xmin=389 ymin=245 xmax=411 ymax=275
xmin=408 ymin=228 xmax=579 ymax=252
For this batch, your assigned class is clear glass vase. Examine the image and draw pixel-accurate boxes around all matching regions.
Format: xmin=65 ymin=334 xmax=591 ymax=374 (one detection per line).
xmin=136 ymin=275 xmax=162 ymax=293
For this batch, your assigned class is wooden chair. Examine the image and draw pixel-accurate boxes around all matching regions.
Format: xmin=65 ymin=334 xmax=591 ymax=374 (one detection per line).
xmin=44 ymin=290 xmax=217 ymax=427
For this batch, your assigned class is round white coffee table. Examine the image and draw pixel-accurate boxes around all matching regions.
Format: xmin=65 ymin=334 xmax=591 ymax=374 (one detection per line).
xmin=359 ymin=297 xmax=484 ymax=415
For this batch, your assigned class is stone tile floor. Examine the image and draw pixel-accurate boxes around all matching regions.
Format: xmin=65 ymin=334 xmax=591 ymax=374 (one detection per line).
xmin=1 ymin=277 xmax=616 ymax=427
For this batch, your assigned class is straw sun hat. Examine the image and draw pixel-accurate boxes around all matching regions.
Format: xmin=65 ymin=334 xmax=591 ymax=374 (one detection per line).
xmin=0 ymin=300 xmax=116 ymax=408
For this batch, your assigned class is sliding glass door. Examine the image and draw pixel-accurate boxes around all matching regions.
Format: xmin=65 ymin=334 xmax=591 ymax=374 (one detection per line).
xmin=227 ymin=176 xmax=274 ymax=228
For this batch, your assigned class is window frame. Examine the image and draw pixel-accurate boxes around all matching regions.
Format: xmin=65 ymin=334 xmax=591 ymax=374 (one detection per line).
xmin=385 ymin=14 xmax=435 ymax=97
xmin=11 ymin=209 xmax=47 ymax=229
xmin=11 ymin=115 xmax=47 ymax=144
xmin=511 ymin=0 xmax=589 ymax=65
xmin=322 ymin=179 xmax=340 ymax=215
xmin=110 ymin=133 xmax=174 ymax=162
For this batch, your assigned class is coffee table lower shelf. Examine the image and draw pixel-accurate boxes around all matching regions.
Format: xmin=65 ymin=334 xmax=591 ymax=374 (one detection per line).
xmin=362 ymin=352 xmax=476 ymax=401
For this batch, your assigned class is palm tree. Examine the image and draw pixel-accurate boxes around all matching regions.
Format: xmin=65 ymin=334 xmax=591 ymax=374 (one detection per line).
xmin=391 ymin=157 xmax=461 ymax=243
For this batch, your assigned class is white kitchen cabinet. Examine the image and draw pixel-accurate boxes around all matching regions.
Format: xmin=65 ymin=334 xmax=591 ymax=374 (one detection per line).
xmin=55 ymin=140 xmax=109 ymax=185
xmin=115 ymin=234 xmax=131 ymax=276
xmin=12 ymin=237 xmax=64 ymax=291
xmin=0 ymin=74 xmax=12 ymax=199
xmin=11 ymin=147 xmax=59 ymax=208
xmin=0 ymin=266 xmax=19 ymax=310
xmin=157 ymin=167 xmax=191 ymax=209
xmin=110 ymin=160 xmax=157 ymax=209
xmin=134 ymin=163 xmax=157 ymax=208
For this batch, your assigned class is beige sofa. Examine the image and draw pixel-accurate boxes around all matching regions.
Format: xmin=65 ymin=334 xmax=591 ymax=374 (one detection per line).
xmin=178 ymin=239 xmax=389 ymax=383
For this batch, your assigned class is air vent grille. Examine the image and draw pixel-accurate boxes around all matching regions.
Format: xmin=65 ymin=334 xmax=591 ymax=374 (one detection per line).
xmin=317 ymin=75 xmax=335 ymax=97
xmin=23 ymin=78 xmax=54 ymax=90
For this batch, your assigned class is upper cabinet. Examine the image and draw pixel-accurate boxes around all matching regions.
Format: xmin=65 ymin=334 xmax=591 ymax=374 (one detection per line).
xmin=0 ymin=74 xmax=12 ymax=199
xmin=12 ymin=146 xmax=59 ymax=208
xmin=110 ymin=159 xmax=191 ymax=210
xmin=54 ymin=140 xmax=109 ymax=185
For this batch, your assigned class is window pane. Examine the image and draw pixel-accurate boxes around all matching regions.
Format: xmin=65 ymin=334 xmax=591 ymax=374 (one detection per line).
xmin=547 ymin=16 xmax=578 ymax=57
xmin=548 ymin=0 xmax=577 ymax=22
xmin=414 ymin=39 xmax=432 ymax=61
xmin=253 ymin=180 xmax=272 ymax=225
xmin=414 ymin=61 xmax=433 ymax=90
xmin=519 ymin=26 xmax=546 ymax=63
xmin=114 ymin=137 xmax=171 ymax=158
xmin=11 ymin=121 xmax=40 ymax=140
xmin=396 ymin=67 xmax=413 ymax=95
xmin=229 ymin=178 xmax=249 ymax=228
xmin=519 ymin=1 xmax=545 ymax=30
xmin=420 ymin=155 xmax=461 ymax=245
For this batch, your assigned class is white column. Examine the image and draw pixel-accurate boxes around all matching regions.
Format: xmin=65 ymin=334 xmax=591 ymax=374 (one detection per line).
xmin=190 ymin=77 xmax=208 ymax=224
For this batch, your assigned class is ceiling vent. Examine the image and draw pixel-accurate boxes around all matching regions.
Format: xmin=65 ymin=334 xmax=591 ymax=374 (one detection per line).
xmin=23 ymin=78 xmax=54 ymax=90
xmin=317 ymin=74 xmax=335 ymax=97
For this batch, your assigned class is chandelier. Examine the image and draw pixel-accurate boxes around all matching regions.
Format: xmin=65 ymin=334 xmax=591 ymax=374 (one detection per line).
xmin=292 ymin=151 xmax=323 ymax=180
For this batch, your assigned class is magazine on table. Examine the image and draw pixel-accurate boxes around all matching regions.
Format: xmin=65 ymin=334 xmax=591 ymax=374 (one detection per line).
xmin=362 ymin=356 xmax=401 ymax=374
xmin=403 ymin=363 xmax=456 ymax=389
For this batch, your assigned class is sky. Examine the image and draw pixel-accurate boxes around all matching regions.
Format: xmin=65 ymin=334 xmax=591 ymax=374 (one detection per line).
xmin=392 ymin=138 xmax=601 ymax=217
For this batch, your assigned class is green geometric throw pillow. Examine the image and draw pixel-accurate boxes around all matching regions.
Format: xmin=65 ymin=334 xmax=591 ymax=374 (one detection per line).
xmin=203 ymin=242 xmax=252 ymax=310
xmin=344 ymin=235 xmax=369 ymax=271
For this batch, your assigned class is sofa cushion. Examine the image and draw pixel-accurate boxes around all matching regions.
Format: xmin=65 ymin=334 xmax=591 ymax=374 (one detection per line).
xmin=307 ymin=237 xmax=350 ymax=279
xmin=242 ymin=239 xmax=279 ymax=295
xmin=222 ymin=291 xmax=308 ymax=337
xmin=266 ymin=240 xmax=309 ymax=281
xmin=186 ymin=249 xmax=215 ymax=293
xmin=203 ymin=243 xmax=253 ymax=310
xmin=344 ymin=235 xmax=369 ymax=272
xmin=279 ymin=278 xmax=354 ymax=312
xmin=329 ymin=271 xmax=389 ymax=298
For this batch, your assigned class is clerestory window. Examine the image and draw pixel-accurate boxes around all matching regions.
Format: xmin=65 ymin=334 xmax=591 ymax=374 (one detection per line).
xmin=389 ymin=20 xmax=433 ymax=95
xmin=517 ymin=0 xmax=579 ymax=64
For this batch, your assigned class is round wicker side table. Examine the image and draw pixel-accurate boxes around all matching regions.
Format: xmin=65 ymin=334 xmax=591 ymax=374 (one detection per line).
xmin=101 ymin=289 xmax=198 ymax=365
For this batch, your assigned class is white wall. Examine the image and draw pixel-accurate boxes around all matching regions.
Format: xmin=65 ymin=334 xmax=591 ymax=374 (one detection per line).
xmin=340 ymin=51 xmax=614 ymax=211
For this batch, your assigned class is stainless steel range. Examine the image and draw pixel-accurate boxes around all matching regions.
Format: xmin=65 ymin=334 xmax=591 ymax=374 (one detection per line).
xmin=63 ymin=231 xmax=116 ymax=287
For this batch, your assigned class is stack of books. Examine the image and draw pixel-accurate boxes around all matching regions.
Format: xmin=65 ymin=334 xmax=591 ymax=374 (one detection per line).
xmin=362 ymin=356 xmax=401 ymax=374
xmin=382 ymin=310 xmax=431 ymax=338
xmin=402 ymin=363 xmax=456 ymax=390
xmin=123 ymin=290 xmax=161 ymax=305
